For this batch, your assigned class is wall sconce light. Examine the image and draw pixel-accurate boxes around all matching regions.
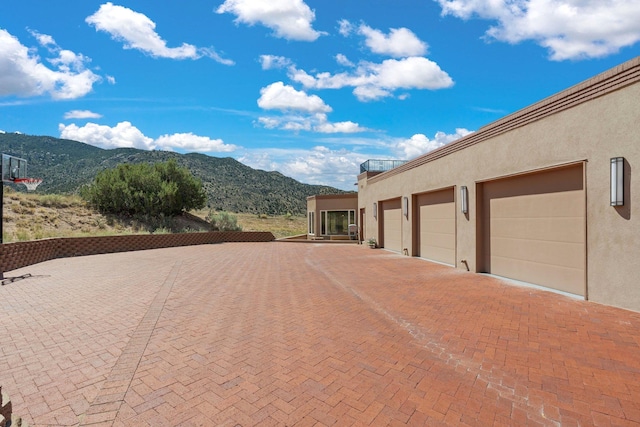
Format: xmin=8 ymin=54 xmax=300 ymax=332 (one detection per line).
xmin=460 ymin=186 xmax=469 ymax=214
xmin=373 ymin=202 xmax=377 ymax=219
xmin=403 ymin=196 xmax=409 ymax=218
xmin=610 ymin=157 xmax=624 ymax=206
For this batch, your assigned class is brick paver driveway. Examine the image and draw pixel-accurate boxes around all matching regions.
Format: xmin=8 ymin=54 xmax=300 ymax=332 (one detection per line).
xmin=2 ymin=242 xmax=640 ymax=426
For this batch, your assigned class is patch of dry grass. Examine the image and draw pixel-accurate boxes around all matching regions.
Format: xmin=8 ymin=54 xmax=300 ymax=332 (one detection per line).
xmin=1 ymin=188 xmax=143 ymax=243
xmin=190 ymin=209 xmax=306 ymax=239
xmin=2 ymin=188 xmax=307 ymax=242
xmin=235 ymin=213 xmax=306 ymax=239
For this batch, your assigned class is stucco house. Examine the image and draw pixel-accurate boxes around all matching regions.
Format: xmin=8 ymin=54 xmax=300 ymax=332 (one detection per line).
xmin=306 ymin=194 xmax=358 ymax=240
xmin=356 ymin=56 xmax=640 ymax=312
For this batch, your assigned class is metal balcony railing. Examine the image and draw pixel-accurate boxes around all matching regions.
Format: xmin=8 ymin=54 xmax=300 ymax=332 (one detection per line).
xmin=359 ymin=159 xmax=407 ymax=174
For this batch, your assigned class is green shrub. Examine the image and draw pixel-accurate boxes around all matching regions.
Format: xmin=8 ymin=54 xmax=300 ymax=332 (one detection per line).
xmin=207 ymin=211 xmax=242 ymax=231
xmin=82 ymin=159 xmax=206 ymax=217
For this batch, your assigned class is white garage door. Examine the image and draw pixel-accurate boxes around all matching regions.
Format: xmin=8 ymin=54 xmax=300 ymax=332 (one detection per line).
xmin=417 ymin=189 xmax=455 ymax=265
xmin=382 ymin=199 xmax=402 ymax=252
xmin=482 ymin=164 xmax=585 ymax=296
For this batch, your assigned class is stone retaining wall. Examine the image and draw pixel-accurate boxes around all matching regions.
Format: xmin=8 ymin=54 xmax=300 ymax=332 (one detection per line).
xmin=0 ymin=231 xmax=274 ymax=275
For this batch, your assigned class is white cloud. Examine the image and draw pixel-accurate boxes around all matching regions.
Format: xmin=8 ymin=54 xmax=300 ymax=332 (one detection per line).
xmin=282 ymin=121 xmax=312 ymax=132
xmin=335 ymin=54 xmax=354 ymax=67
xmin=64 ymin=110 xmax=103 ymax=119
xmin=86 ymin=2 xmax=234 ymax=64
xmin=155 ymin=133 xmax=237 ymax=152
xmin=352 ymin=84 xmax=393 ymax=102
xmin=315 ymin=121 xmax=367 ymax=134
xmin=257 ymin=112 xmax=368 ymax=134
xmin=260 ymin=55 xmax=292 ymax=70
xmin=58 ymin=121 xmax=236 ymax=153
xmin=256 ymin=115 xmax=310 ymax=132
xmin=256 ymin=82 xmax=370 ymax=134
xmin=239 ymin=145 xmax=366 ymax=189
xmin=59 ymin=121 xmax=154 ymax=149
xmin=199 ymin=48 xmax=235 ymax=66
xmin=338 ymin=19 xmax=354 ymax=37
xmin=358 ymin=25 xmax=428 ymax=58
xmin=217 ymin=0 xmax=325 ymax=41
xmin=257 ymin=82 xmax=332 ymax=113
xmin=28 ymin=30 xmax=56 ymax=48
xmin=395 ymin=128 xmax=473 ymax=159
xmin=436 ymin=0 xmax=640 ymax=60
xmin=290 ymin=56 xmax=454 ymax=101
xmin=258 ymin=117 xmax=280 ymax=129
xmin=0 ymin=29 xmax=101 ymax=100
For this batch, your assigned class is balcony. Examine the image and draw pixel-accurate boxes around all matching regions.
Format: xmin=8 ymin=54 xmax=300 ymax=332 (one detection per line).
xmin=359 ymin=159 xmax=407 ymax=174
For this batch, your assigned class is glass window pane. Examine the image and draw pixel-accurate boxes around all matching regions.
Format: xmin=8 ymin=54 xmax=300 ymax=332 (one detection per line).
xmin=326 ymin=211 xmax=349 ymax=235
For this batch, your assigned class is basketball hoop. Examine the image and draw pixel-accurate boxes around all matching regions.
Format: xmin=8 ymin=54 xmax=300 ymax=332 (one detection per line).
xmin=14 ymin=178 xmax=43 ymax=192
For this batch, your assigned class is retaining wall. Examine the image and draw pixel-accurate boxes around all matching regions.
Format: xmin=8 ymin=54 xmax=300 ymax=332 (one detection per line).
xmin=0 ymin=231 xmax=274 ymax=274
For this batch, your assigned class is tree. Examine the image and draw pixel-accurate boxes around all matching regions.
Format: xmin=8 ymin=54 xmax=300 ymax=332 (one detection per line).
xmin=82 ymin=160 xmax=206 ymax=217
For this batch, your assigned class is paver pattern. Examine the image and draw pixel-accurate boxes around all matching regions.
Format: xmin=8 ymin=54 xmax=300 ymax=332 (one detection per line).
xmin=2 ymin=242 xmax=640 ymax=426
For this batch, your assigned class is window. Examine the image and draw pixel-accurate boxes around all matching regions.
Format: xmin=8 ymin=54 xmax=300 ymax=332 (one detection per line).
xmin=308 ymin=212 xmax=315 ymax=234
xmin=320 ymin=210 xmax=355 ymax=236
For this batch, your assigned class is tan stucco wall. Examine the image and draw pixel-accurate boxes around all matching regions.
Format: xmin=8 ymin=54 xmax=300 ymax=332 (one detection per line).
xmin=313 ymin=195 xmax=358 ymax=212
xmin=358 ymin=57 xmax=640 ymax=311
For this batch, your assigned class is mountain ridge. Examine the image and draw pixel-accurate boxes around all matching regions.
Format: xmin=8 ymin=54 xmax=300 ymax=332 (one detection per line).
xmin=0 ymin=133 xmax=350 ymax=215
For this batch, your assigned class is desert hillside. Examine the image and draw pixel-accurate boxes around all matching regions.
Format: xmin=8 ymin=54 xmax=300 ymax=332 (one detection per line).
xmin=1 ymin=188 xmax=306 ymax=242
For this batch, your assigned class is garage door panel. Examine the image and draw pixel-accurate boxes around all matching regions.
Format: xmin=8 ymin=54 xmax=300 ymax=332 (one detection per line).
xmin=420 ymin=217 xmax=455 ymax=234
xmin=422 ymin=246 xmax=455 ymax=265
xmin=383 ymin=206 xmax=402 ymax=252
xmin=491 ymin=191 xmax=584 ymax=218
xmin=483 ymin=164 xmax=585 ymax=296
xmin=492 ymin=217 xmax=585 ymax=242
xmin=420 ymin=203 xmax=454 ymax=219
xmin=421 ymin=231 xmax=455 ymax=251
xmin=491 ymin=256 xmax=584 ymax=296
xmin=418 ymin=196 xmax=455 ymax=265
xmin=491 ymin=237 xmax=584 ymax=269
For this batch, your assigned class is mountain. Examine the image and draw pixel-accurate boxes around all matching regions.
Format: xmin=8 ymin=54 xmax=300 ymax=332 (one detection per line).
xmin=0 ymin=133 xmax=350 ymax=215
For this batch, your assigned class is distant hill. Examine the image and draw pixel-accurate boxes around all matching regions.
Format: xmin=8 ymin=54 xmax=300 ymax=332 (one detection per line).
xmin=0 ymin=133 xmax=350 ymax=215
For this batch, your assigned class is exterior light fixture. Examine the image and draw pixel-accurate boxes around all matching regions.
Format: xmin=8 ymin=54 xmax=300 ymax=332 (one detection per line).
xmin=460 ymin=186 xmax=469 ymax=214
xmin=610 ymin=157 xmax=624 ymax=206
xmin=403 ymin=197 xmax=409 ymax=218
xmin=373 ymin=202 xmax=377 ymax=219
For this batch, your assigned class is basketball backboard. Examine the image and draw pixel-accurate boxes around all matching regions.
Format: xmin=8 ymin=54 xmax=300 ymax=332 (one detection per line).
xmin=1 ymin=154 xmax=27 ymax=182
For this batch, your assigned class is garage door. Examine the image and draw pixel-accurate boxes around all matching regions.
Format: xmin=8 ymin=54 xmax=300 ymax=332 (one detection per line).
xmin=416 ymin=189 xmax=455 ymax=265
xmin=480 ymin=164 xmax=585 ymax=296
xmin=382 ymin=199 xmax=402 ymax=252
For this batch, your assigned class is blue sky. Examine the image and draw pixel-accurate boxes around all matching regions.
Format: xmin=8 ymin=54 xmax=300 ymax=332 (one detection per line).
xmin=1 ymin=0 xmax=639 ymax=190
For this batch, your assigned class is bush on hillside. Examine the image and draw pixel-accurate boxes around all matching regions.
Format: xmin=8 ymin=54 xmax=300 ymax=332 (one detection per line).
xmin=82 ymin=160 xmax=206 ymax=217
xmin=207 ymin=211 xmax=242 ymax=231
